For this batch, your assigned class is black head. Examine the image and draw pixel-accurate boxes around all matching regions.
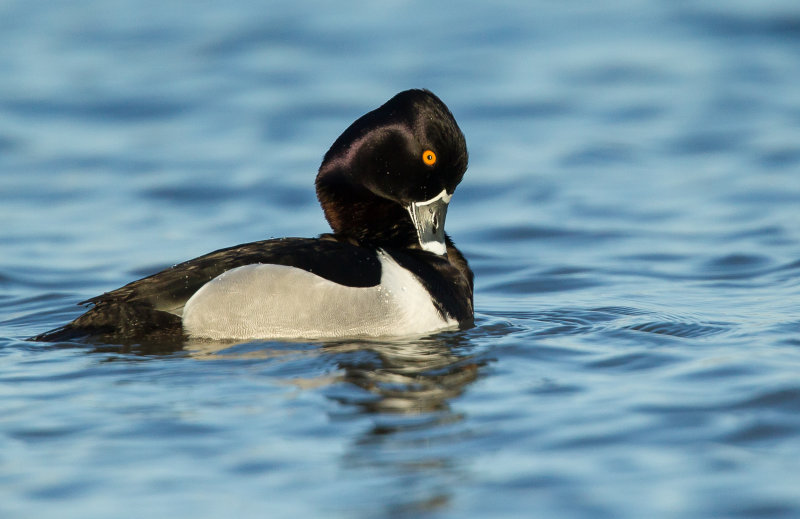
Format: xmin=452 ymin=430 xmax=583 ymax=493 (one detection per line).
xmin=315 ymin=89 xmax=468 ymax=253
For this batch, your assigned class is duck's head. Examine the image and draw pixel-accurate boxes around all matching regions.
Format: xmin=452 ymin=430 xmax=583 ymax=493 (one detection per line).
xmin=315 ymin=89 xmax=468 ymax=255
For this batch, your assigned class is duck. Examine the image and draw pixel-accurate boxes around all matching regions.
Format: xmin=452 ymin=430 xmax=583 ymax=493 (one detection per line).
xmin=33 ymin=89 xmax=473 ymax=342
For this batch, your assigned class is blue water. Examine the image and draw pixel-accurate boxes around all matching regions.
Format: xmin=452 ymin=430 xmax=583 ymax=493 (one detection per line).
xmin=3 ymin=1 xmax=800 ymax=517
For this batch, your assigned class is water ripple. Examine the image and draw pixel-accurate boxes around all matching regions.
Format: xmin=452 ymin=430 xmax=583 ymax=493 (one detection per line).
xmin=624 ymin=320 xmax=731 ymax=339
xmin=3 ymin=1 xmax=800 ymax=518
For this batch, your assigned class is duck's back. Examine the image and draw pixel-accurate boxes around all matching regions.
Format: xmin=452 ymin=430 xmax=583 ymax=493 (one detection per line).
xmin=33 ymin=237 xmax=472 ymax=342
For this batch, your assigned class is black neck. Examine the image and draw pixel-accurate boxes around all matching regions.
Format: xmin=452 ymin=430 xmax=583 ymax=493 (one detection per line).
xmin=316 ymin=176 xmax=420 ymax=250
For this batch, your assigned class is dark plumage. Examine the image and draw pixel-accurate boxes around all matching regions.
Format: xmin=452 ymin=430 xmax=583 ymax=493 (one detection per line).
xmin=33 ymin=89 xmax=473 ymax=343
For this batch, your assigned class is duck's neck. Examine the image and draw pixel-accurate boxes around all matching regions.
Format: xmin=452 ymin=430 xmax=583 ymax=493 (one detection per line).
xmin=316 ymin=177 xmax=418 ymax=249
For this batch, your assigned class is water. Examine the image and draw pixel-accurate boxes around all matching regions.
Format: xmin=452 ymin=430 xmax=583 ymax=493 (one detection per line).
xmin=2 ymin=1 xmax=800 ymax=517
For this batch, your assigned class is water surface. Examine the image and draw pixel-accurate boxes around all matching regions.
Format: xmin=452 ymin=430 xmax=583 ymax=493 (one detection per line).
xmin=2 ymin=1 xmax=800 ymax=518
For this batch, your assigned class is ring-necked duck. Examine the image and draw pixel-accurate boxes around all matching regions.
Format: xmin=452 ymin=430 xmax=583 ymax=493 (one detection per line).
xmin=34 ymin=89 xmax=473 ymax=342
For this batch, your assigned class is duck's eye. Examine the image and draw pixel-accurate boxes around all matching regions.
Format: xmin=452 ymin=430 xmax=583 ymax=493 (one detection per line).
xmin=422 ymin=150 xmax=437 ymax=166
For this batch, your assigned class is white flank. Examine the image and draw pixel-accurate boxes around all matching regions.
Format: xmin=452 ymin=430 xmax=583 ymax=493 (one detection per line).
xmin=182 ymin=251 xmax=456 ymax=340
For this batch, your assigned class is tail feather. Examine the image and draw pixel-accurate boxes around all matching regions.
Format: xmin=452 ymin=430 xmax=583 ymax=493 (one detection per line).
xmin=30 ymin=324 xmax=94 ymax=343
xmin=30 ymin=301 xmax=184 ymax=343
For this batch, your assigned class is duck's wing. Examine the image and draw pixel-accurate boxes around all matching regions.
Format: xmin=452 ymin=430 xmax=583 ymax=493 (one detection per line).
xmin=32 ymin=237 xmax=381 ymax=342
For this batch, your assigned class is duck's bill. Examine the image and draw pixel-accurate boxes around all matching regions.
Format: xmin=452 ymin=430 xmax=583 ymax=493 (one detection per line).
xmin=407 ymin=189 xmax=452 ymax=255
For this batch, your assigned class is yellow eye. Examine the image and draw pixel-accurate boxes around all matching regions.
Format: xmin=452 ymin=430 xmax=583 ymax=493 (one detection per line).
xmin=422 ymin=150 xmax=437 ymax=166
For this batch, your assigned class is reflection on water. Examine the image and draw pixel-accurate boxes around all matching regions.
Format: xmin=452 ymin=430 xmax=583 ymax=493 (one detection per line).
xmin=325 ymin=338 xmax=481 ymax=415
xmin=324 ymin=337 xmax=483 ymax=516
xmin=186 ymin=335 xmax=483 ymax=415
xmin=5 ymin=0 xmax=800 ymax=516
xmin=39 ymin=333 xmax=487 ymax=516
xmin=146 ymin=335 xmax=483 ymax=516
